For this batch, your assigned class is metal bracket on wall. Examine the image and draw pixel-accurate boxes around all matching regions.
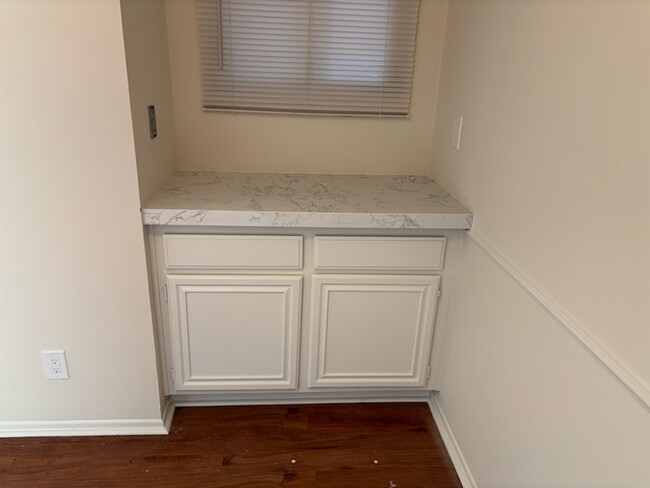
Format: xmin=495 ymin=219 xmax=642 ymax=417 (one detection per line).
xmin=148 ymin=105 xmax=158 ymax=139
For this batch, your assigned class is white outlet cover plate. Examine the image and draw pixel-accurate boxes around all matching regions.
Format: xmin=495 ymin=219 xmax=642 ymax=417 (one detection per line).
xmin=452 ymin=115 xmax=463 ymax=150
xmin=42 ymin=350 xmax=70 ymax=380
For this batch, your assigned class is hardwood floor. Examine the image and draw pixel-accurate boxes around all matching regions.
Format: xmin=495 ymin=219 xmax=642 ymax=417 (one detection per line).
xmin=0 ymin=403 xmax=461 ymax=488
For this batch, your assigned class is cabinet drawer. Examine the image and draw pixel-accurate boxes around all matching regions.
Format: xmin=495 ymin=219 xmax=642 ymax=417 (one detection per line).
xmin=313 ymin=236 xmax=445 ymax=272
xmin=164 ymin=235 xmax=303 ymax=270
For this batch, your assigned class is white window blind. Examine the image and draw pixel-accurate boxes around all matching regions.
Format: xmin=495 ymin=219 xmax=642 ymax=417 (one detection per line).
xmin=196 ymin=0 xmax=420 ymax=117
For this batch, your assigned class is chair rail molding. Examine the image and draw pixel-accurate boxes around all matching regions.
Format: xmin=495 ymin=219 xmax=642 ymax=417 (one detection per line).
xmin=466 ymin=230 xmax=650 ymax=412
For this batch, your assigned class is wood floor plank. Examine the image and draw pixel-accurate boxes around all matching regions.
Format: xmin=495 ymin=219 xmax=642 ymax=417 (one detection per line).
xmin=0 ymin=403 xmax=461 ymax=488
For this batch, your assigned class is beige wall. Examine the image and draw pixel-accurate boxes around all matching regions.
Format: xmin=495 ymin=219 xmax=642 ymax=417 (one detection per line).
xmin=165 ymin=0 xmax=448 ymax=174
xmin=431 ymin=1 xmax=650 ymax=485
xmin=439 ymin=237 xmax=650 ymax=487
xmin=0 ymin=0 xmax=161 ymax=422
xmin=121 ymin=0 xmax=177 ymax=203
xmin=431 ymin=1 xmax=649 ymax=390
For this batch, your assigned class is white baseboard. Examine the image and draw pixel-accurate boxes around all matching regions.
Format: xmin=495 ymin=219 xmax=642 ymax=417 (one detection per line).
xmin=467 ymin=230 xmax=650 ymax=412
xmin=161 ymin=397 xmax=176 ymax=432
xmin=0 ymin=399 xmax=176 ymax=438
xmin=428 ymin=394 xmax=478 ymax=488
xmin=0 ymin=418 xmax=168 ymax=438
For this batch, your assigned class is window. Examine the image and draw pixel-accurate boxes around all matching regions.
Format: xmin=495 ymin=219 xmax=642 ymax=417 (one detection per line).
xmin=196 ymin=0 xmax=421 ymax=116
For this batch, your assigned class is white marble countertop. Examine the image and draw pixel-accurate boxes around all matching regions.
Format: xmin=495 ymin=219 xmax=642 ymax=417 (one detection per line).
xmin=141 ymin=171 xmax=473 ymax=229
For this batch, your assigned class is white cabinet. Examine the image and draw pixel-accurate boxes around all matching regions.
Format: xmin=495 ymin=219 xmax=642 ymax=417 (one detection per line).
xmin=153 ymin=231 xmax=449 ymax=396
xmin=166 ymin=275 xmax=302 ymax=391
xmin=308 ymin=275 xmax=440 ymax=388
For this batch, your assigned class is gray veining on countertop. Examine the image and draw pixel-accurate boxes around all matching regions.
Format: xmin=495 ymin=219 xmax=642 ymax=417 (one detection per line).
xmin=141 ymin=171 xmax=473 ymax=229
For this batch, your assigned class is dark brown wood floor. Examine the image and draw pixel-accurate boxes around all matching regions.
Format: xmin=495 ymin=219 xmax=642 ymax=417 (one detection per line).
xmin=0 ymin=402 xmax=461 ymax=488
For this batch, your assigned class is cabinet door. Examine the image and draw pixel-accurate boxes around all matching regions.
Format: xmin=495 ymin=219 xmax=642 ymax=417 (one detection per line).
xmin=308 ymin=275 xmax=440 ymax=388
xmin=166 ymin=275 xmax=302 ymax=391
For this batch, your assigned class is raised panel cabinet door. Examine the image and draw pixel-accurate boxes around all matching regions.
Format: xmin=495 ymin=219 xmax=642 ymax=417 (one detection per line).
xmin=166 ymin=275 xmax=302 ymax=391
xmin=308 ymin=275 xmax=440 ymax=388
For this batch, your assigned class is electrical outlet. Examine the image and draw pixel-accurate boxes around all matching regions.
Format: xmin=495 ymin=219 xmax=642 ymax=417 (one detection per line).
xmin=41 ymin=351 xmax=69 ymax=380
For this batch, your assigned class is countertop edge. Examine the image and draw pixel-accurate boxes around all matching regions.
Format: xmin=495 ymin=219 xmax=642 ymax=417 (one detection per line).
xmin=141 ymin=209 xmax=473 ymax=230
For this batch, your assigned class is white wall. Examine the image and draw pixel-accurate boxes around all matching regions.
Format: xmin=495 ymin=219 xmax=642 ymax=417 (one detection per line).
xmin=432 ymin=0 xmax=649 ymax=398
xmin=0 ymin=0 xmax=162 ymax=425
xmin=120 ymin=0 xmax=178 ymax=414
xmin=121 ymin=0 xmax=177 ymax=203
xmin=165 ymin=0 xmax=448 ymax=175
xmin=430 ymin=1 xmax=650 ymax=485
xmin=439 ymin=237 xmax=650 ymax=487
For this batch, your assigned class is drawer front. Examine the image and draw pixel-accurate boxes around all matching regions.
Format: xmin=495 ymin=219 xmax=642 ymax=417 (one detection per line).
xmin=313 ymin=236 xmax=445 ymax=272
xmin=164 ymin=235 xmax=303 ymax=270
